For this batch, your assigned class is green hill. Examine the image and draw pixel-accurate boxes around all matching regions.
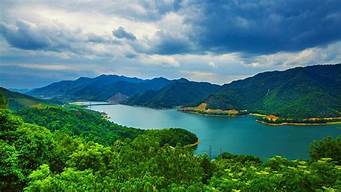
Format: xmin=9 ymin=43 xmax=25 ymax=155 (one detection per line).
xmin=0 ymin=87 xmax=51 ymax=111
xmin=205 ymin=64 xmax=341 ymax=118
xmin=125 ymin=78 xmax=220 ymax=108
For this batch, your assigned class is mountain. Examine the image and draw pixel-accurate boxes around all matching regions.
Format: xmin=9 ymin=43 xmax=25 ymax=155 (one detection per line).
xmin=0 ymin=87 xmax=49 ymax=110
xmin=125 ymin=78 xmax=221 ymax=108
xmin=28 ymin=75 xmax=171 ymax=102
xmin=204 ymin=64 xmax=341 ymax=118
xmin=9 ymin=88 xmax=31 ymax=93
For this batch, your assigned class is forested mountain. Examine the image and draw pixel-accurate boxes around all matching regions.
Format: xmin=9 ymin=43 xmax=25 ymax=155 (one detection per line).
xmin=125 ymin=78 xmax=221 ymax=108
xmin=28 ymin=75 xmax=171 ymax=102
xmin=204 ymin=64 xmax=341 ymax=118
xmin=26 ymin=64 xmax=341 ymax=118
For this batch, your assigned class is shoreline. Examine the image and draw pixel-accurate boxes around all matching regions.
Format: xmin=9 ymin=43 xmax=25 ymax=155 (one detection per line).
xmin=179 ymin=110 xmax=241 ymax=117
xmin=184 ymin=140 xmax=200 ymax=148
xmin=179 ymin=108 xmax=341 ymax=126
xmin=76 ymin=102 xmax=341 ymax=127
xmin=179 ymin=107 xmax=246 ymax=117
xmin=256 ymin=119 xmax=341 ymax=126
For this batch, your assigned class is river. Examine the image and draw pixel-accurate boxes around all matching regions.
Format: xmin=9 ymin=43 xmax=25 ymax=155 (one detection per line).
xmin=88 ymin=104 xmax=341 ymax=160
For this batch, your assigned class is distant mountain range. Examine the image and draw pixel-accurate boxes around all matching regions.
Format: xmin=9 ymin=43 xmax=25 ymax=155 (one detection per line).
xmin=125 ymin=78 xmax=220 ymax=108
xmin=205 ymin=64 xmax=341 ymax=118
xmin=28 ymin=75 xmax=171 ymax=102
xmin=26 ymin=64 xmax=341 ymax=118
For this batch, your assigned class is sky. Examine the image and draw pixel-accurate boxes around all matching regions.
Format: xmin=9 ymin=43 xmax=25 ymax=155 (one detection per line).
xmin=1 ymin=0 xmax=341 ymax=89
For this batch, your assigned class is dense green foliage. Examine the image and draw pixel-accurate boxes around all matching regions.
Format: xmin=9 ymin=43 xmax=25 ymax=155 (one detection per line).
xmin=1 ymin=88 xmax=340 ymax=191
xmin=209 ymin=156 xmax=340 ymax=191
xmin=0 ymin=92 xmax=7 ymax=109
xmin=310 ymin=136 xmax=341 ymax=165
xmin=1 ymin=108 xmax=340 ymax=191
xmin=145 ymin=128 xmax=198 ymax=147
xmin=28 ymin=75 xmax=170 ymax=102
xmin=206 ymin=64 xmax=341 ymax=118
xmin=16 ymin=105 xmax=143 ymax=145
xmin=0 ymin=110 xmax=200 ymax=191
xmin=126 ymin=78 xmax=220 ymax=108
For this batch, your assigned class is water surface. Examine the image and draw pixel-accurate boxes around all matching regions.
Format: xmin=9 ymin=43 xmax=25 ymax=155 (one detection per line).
xmin=90 ymin=104 xmax=341 ymax=159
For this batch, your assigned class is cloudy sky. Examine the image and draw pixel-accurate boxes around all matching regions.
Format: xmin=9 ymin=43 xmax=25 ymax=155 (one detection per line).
xmin=1 ymin=0 xmax=341 ymax=88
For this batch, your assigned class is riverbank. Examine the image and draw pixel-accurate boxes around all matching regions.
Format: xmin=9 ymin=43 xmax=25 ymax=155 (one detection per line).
xmin=256 ymin=119 xmax=341 ymax=126
xmin=86 ymin=104 xmax=341 ymax=159
xmin=179 ymin=104 xmax=341 ymax=126
xmin=179 ymin=103 xmax=247 ymax=116
xmin=184 ymin=140 xmax=200 ymax=148
xmin=254 ymin=114 xmax=341 ymax=126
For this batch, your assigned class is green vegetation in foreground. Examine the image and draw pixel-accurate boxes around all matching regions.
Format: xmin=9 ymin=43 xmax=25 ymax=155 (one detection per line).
xmin=1 ymin=110 xmax=340 ymax=191
xmin=16 ymin=105 xmax=143 ymax=145
xmin=0 ymin=90 xmax=340 ymax=191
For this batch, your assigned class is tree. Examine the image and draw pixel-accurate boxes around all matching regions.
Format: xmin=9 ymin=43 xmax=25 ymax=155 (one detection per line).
xmin=67 ymin=142 xmax=118 ymax=172
xmin=25 ymin=164 xmax=100 ymax=192
xmin=310 ymin=136 xmax=341 ymax=164
xmin=0 ymin=140 xmax=24 ymax=191
xmin=0 ymin=93 xmax=7 ymax=109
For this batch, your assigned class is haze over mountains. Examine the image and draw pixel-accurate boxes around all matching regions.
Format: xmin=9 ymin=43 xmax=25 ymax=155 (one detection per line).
xmin=27 ymin=64 xmax=341 ymax=118
xmin=0 ymin=87 xmax=51 ymax=111
xmin=28 ymin=75 xmax=171 ymax=102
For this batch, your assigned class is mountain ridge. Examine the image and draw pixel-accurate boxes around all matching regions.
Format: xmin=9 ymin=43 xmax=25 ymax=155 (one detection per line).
xmin=204 ymin=64 xmax=341 ymax=118
xmin=28 ymin=75 xmax=172 ymax=102
xmin=125 ymin=79 xmax=221 ymax=108
xmin=26 ymin=64 xmax=341 ymax=119
xmin=0 ymin=87 xmax=54 ymax=110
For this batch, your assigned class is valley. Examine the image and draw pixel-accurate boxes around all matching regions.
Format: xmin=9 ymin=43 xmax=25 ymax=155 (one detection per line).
xmin=27 ymin=64 xmax=341 ymax=125
xmin=2 ymin=1 xmax=341 ymax=190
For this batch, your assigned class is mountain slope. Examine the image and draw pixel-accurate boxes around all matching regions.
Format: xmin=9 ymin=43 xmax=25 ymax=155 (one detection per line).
xmin=0 ymin=87 xmax=49 ymax=110
xmin=125 ymin=78 xmax=221 ymax=108
xmin=205 ymin=64 xmax=341 ymax=118
xmin=28 ymin=75 xmax=170 ymax=102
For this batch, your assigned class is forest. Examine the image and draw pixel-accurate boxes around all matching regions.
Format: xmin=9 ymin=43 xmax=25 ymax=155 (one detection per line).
xmin=0 ymin=94 xmax=340 ymax=191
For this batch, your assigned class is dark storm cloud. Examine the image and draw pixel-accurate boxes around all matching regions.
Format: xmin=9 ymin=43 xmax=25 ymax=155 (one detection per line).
xmin=151 ymin=31 xmax=191 ymax=54
xmin=0 ymin=21 xmax=49 ymax=50
xmin=0 ymin=20 xmax=114 ymax=55
xmin=113 ymin=27 xmax=136 ymax=40
xmin=154 ymin=0 xmax=341 ymax=54
xmin=1 ymin=0 xmax=341 ymax=88
xmin=0 ymin=21 xmax=73 ymax=51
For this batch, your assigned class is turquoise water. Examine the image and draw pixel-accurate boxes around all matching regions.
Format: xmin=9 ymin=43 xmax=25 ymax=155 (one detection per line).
xmin=90 ymin=104 xmax=341 ymax=160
